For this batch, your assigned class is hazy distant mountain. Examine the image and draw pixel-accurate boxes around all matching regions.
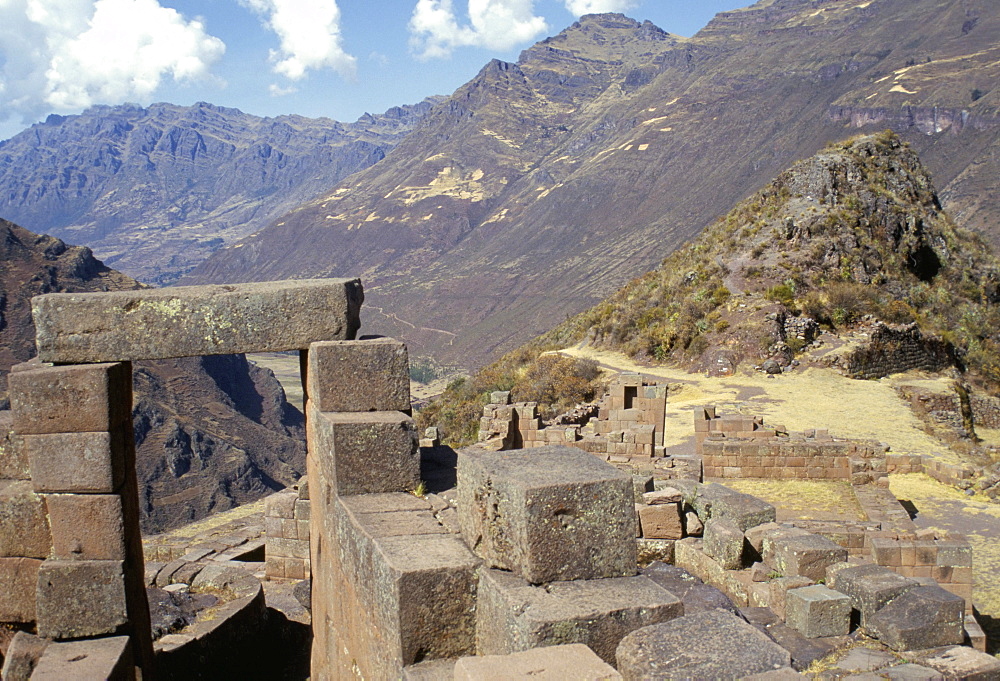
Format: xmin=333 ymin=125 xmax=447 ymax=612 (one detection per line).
xmin=185 ymin=2 xmax=1000 ymax=370
xmin=0 ymin=99 xmax=441 ymax=285
xmin=0 ymin=218 xmax=305 ymax=533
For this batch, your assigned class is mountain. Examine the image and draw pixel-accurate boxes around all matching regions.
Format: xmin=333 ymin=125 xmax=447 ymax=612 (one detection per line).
xmin=0 ymin=218 xmax=305 ymax=533
xmin=184 ymin=2 xmax=1000 ymax=371
xmin=0 ymin=99 xmax=440 ymax=285
xmin=421 ymin=132 xmax=1000 ymax=444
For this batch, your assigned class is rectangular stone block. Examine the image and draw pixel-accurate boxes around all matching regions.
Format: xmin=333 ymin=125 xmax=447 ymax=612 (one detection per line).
xmin=704 ymin=519 xmax=744 ymax=570
xmin=476 ymin=569 xmax=682 ymax=664
xmin=785 ymin=585 xmax=851 ymax=638
xmin=0 ymin=480 xmax=51 ymax=558
xmin=32 ymin=278 xmax=363 ymax=362
xmin=867 ymin=585 xmax=965 ymax=651
xmin=829 ymin=563 xmax=918 ymax=627
xmin=23 ymin=430 xmax=127 ymax=494
xmin=36 ymin=560 xmax=129 ymax=639
xmin=308 ymin=405 xmax=419 ymax=496
xmin=763 ymin=532 xmax=848 ymax=581
xmin=30 ymin=636 xmax=133 ymax=681
xmin=307 ymin=338 xmax=411 ymax=412
xmin=458 ymin=446 xmax=637 ymax=583
xmin=9 ymin=362 xmax=131 ymax=435
xmin=45 ymin=494 xmax=126 ymax=561
xmin=454 ymin=644 xmax=623 ymax=680
xmin=691 ymin=483 xmax=776 ymax=532
xmin=0 ymin=557 xmax=42 ymax=622
xmin=638 ymin=503 xmax=684 ymax=540
xmin=328 ymin=497 xmax=480 ymax=678
xmin=0 ymin=411 xmax=29 ymax=479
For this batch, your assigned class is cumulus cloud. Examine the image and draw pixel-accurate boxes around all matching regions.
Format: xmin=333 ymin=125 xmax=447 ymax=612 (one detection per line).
xmin=564 ymin=0 xmax=637 ymax=15
xmin=241 ymin=0 xmax=356 ymax=80
xmin=409 ymin=0 xmax=549 ymax=59
xmin=0 ymin=0 xmax=225 ymax=125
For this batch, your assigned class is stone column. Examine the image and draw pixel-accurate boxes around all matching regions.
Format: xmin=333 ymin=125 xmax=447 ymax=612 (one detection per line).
xmin=8 ymin=361 xmax=153 ymax=678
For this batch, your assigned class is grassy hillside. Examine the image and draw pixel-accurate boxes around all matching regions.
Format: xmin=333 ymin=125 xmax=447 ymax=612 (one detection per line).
xmin=421 ymin=132 xmax=1000 ymax=444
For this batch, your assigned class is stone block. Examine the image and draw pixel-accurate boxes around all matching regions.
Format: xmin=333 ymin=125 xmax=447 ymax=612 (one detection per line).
xmin=476 ymin=569 xmax=683 ymax=664
xmin=704 ymin=519 xmax=744 ymax=570
xmin=308 ymin=407 xmax=419 ymax=496
xmin=36 ymin=560 xmax=129 ymax=639
xmin=691 ymin=483 xmax=776 ymax=531
xmin=829 ymin=563 xmax=919 ymax=627
xmin=23 ymin=431 xmax=127 ymax=494
xmin=30 ymin=636 xmax=133 ymax=681
xmin=637 ymin=503 xmax=683 ymax=540
xmin=632 ymin=475 xmax=654 ymax=501
xmin=616 ymin=610 xmax=791 ymax=679
xmin=454 ymin=644 xmax=623 ymax=680
xmin=402 ymin=658 xmax=457 ymax=680
xmin=911 ymin=645 xmax=1000 ymax=681
xmin=307 ymin=338 xmax=410 ymax=412
xmin=785 ymin=585 xmax=851 ymax=638
xmin=458 ymin=446 xmax=636 ymax=583
xmin=0 ymin=631 xmax=48 ymax=681
xmin=32 ymin=278 xmax=363 ymax=362
xmin=866 ymin=585 xmax=965 ymax=651
xmin=768 ymin=576 xmax=815 ymax=620
xmin=9 ymin=362 xmax=131 ymax=434
xmin=641 ymin=562 xmax=738 ymax=615
xmin=45 ymin=494 xmax=125 ymax=561
xmin=0 ymin=480 xmax=51 ymax=558
xmin=763 ymin=532 xmax=848 ymax=581
xmin=328 ymin=499 xmax=480 ymax=677
xmin=0 ymin=411 xmax=29 ymax=479
xmin=0 ymin=557 xmax=42 ymax=622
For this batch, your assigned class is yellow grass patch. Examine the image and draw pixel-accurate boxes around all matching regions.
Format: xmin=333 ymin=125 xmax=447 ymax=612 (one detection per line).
xmin=721 ymin=479 xmax=865 ymax=521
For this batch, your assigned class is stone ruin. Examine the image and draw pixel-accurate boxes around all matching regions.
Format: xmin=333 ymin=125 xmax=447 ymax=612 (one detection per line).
xmin=1 ymin=277 xmax=998 ymax=680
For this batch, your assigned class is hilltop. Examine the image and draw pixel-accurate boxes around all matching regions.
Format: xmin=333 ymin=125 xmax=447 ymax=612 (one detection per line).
xmin=185 ymin=1 xmax=1000 ymax=370
xmin=0 ymin=99 xmax=440 ymax=285
xmin=0 ymin=218 xmax=305 ymax=532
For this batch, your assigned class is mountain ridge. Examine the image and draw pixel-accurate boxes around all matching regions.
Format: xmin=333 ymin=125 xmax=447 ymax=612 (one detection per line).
xmin=0 ymin=98 xmax=441 ymax=285
xmin=183 ymin=1 xmax=1000 ymax=371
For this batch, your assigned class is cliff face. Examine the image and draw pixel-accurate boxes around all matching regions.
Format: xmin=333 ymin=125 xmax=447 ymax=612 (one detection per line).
xmin=0 ymin=218 xmax=305 ymax=533
xmin=183 ymin=1 xmax=999 ymax=371
xmin=0 ymin=99 xmax=440 ymax=285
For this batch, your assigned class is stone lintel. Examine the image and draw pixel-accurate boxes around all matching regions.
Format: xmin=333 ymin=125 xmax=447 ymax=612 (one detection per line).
xmin=32 ymin=278 xmax=363 ymax=362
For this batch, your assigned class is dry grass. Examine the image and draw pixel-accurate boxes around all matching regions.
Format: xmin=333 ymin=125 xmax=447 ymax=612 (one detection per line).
xmin=559 ymin=345 xmax=951 ymax=461
xmin=721 ymin=479 xmax=865 ymax=521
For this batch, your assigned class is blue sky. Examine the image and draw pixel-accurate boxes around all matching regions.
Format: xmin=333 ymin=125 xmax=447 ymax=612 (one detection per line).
xmin=0 ymin=1 xmax=749 ymax=142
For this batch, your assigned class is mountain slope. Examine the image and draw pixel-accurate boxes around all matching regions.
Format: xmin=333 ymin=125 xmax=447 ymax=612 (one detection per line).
xmin=422 ymin=132 xmax=1000 ymax=443
xmin=547 ymin=131 xmax=1000 ymax=382
xmin=0 ymin=99 xmax=440 ymax=285
xmin=186 ymin=2 xmax=1000 ymax=370
xmin=0 ymin=218 xmax=305 ymax=532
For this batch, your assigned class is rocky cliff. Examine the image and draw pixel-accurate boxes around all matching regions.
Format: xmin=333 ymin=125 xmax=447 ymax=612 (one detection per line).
xmin=0 ymin=99 xmax=440 ymax=285
xmin=183 ymin=2 xmax=999 ymax=371
xmin=0 ymin=218 xmax=305 ymax=532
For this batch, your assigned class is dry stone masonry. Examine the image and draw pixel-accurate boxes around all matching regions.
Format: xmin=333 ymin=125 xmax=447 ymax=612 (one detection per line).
xmin=0 ymin=278 xmax=362 ymax=680
xmin=2 ymin=276 xmax=995 ymax=679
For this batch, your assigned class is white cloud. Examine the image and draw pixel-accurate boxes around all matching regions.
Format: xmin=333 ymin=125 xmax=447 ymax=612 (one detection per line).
xmin=0 ymin=0 xmax=225 ymax=125
xmin=241 ymin=0 xmax=355 ymax=81
xmin=409 ymin=0 xmax=549 ymax=59
xmin=564 ymin=0 xmax=637 ymax=15
xmin=268 ymin=82 xmax=298 ymax=97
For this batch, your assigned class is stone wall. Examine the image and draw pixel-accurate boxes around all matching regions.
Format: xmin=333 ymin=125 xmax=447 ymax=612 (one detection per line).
xmin=0 ymin=278 xmax=361 ymax=680
xmin=697 ymin=408 xmax=888 ymax=484
xmin=264 ymin=481 xmax=310 ymax=581
xmin=839 ymin=322 xmax=954 ymax=380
